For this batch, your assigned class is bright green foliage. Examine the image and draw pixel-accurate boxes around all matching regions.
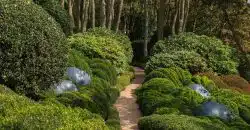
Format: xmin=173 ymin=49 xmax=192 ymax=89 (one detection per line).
xmin=0 ymin=0 xmax=68 ymax=97
xmin=138 ymin=114 xmax=229 ymax=130
xmin=145 ymin=51 xmax=209 ymax=74
xmin=136 ymin=78 xmax=204 ymax=115
xmin=89 ymin=59 xmax=117 ymax=85
xmin=145 ymin=67 xmax=192 ymax=86
xmin=68 ymin=49 xmax=91 ymax=74
xmin=68 ymin=33 xmax=128 ymax=73
xmin=87 ymin=27 xmax=133 ymax=63
xmin=106 ymin=107 xmax=121 ymax=130
xmin=116 ymin=72 xmax=134 ymax=91
xmin=151 ymin=33 xmax=238 ymax=74
xmin=33 ymin=0 xmax=72 ymax=36
xmin=154 ymin=107 xmax=180 ymax=115
xmin=192 ymin=75 xmax=218 ymax=92
xmin=0 ymin=85 xmax=108 ymax=129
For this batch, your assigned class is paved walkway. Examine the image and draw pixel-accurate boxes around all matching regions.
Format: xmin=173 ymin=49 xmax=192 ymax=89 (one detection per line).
xmin=114 ymin=67 xmax=145 ymax=130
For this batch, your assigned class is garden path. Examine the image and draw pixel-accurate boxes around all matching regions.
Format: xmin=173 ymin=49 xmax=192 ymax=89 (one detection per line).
xmin=114 ymin=67 xmax=144 ymax=130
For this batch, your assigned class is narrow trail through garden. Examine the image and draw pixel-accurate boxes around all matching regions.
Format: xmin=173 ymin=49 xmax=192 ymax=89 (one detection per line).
xmin=114 ymin=67 xmax=145 ymax=130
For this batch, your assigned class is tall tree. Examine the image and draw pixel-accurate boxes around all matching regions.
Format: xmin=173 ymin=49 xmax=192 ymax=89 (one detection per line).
xmin=90 ymin=0 xmax=95 ymax=28
xmin=100 ymin=0 xmax=106 ymax=27
xmin=82 ymin=0 xmax=90 ymax=32
xmin=178 ymin=0 xmax=185 ymax=33
xmin=144 ymin=0 xmax=149 ymax=57
xmin=172 ymin=0 xmax=179 ymax=35
xmin=68 ymin=0 xmax=74 ymax=34
xmin=107 ymin=0 xmax=115 ymax=29
xmin=60 ymin=0 xmax=64 ymax=8
xmin=74 ymin=0 xmax=81 ymax=32
xmin=115 ymin=0 xmax=124 ymax=32
xmin=157 ymin=0 xmax=166 ymax=40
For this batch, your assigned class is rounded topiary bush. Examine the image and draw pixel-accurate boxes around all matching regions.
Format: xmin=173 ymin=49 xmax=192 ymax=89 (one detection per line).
xmin=68 ymin=33 xmax=128 ymax=73
xmin=0 ymin=0 xmax=68 ymax=97
xmin=68 ymin=49 xmax=91 ymax=74
xmin=87 ymin=27 xmax=133 ymax=63
xmin=33 ymin=0 xmax=72 ymax=36
xmin=145 ymin=51 xmax=209 ymax=74
xmin=151 ymin=33 xmax=238 ymax=74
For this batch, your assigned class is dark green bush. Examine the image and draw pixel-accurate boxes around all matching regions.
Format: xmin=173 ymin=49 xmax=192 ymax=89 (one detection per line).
xmin=87 ymin=27 xmax=133 ymax=63
xmin=68 ymin=49 xmax=91 ymax=74
xmin=89 ymin=59 xmax=117 ymax=85
xmin=0 ymin=0 xmax=68 ymax=97
xmin=68 ymin=33 xmax=128 ymax=73
xmin=151 ymin=33 xmax=238 ymax=74
xmin=33 ymin=0 xmax=72 ymax=36
xmin=0 ymin=85 xmax=109 ymax=129
xmin=145 ymin=51 xmax=209 ymax=74
xmin=106 ymin=107 xmax=121 ymax=130
xmin=138 ymin=114 xmax=229 ymax=130
xmin=239 ymin=106 xmax=250 ymax=124
xmin=154 ymin=107 xmax=180 ymax=115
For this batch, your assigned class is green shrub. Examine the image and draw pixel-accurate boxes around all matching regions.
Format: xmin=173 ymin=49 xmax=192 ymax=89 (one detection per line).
xmin=87 ymin=27 xmax=133 ymax=63
xmin=154 ymin=107 xmax=180 ymax=115
xmin=68 ymin=49 xmax=91 ymax=74
xmin=116 ymin=72 xmax=134 ymax=91
xmin=0 ymin=0 xmax=68 ymax=97
xmin=68 ymin=33 xmax=128 ymax=73
xmin=145 ymin=51 xmax=209 ymax=74
xmin=220 ymin=75 xmax=249 ymax=89
xmin=239 ymin=106 xmax=250 ymax=124
xmin=0 ymin=85 xmax=108 ymax=129
xmin=89 ymin=59 xmax=117 ymax=85
xmin=106 ymin=107 xmax=121 ymax=130
xmin=151 ymin=33 xmax=238 ymax=74
xmin=138 ymin=114 xmax=229 ymax=130
xmin=33 ymin=0 xmax=72 ymax=36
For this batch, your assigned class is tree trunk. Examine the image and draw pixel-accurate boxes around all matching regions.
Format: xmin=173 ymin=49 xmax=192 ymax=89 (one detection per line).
xmin=100 ymin=0 xmax=106 ymax=27
xmin=68 ymin=0 xmax=74 ymax=34
xmin=107 ymin=0 xmax=115 ymax=29
xmin=74 ymin=0 xmax=81 ymax=32
xmin=157 ymin=0 xmax=165 ymax=40
xmin=178 ymin=0 xmax=185 ymax=33
xmin=61 ymin=0 xmax=64 ymax=8
xmin=115 ymin=0 xmax=124 ymax=32
xmin=82 ymin=0 xmax=90 ymax=32
xmin=183 ymin=0 xmax=190 ymax=32
xmin=144 ymin=0 xmax=149 ymax=57
xmin=90 ymin=0 xmax=95 ymax=28
xmin=172 ymin=0 xmax=179 ymax=35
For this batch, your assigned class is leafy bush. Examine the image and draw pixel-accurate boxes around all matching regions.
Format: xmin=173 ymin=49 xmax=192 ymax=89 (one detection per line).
xmin=0 ymin=0 xmax=68 ymax=98
xmin=145 ymin=51 xmax=209 ymax=74
xmin=220 ymin=75 xmax=249 ymax=89
xmin=106 ymin=107 xmax=121 ymax=130
xmin=116 ymin=72 xmax=134 ymax=91
xmin=33 ymin=0 xmax=72 ymax=36
xmin=138 ymin=114 xmax=229 ymax=130
xmin=68 ymin=49 xmax=91 ymax=74
xmin=154 ymin=107 xmax=180 ymax=115
xmin=68 ymin=33 xmax=128 ymax=73
xmin=87 ymin=27 xmax=133 ymax=63
xmin=89 ymin=59 xmax=117 ymax=85
xmin=151 ymin=33 xmax=238 ymax=74
xmin=0 ymin=85 xmax=109 ymax=129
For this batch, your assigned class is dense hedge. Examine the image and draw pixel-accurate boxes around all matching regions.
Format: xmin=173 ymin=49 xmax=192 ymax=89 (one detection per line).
xmin=137 ymin=67 xmax=250 ymax=129
xmin=0 ymin=0 xmax=68 ymax=97
xmin=68 ymin=33 xmax=128 ymax=73
xmin=33 ymin=0 xmax=72 ymax=36
xmin=151 ymin=33 xmax=238 ymax=75
xmin=68 ymin=49 xmax=91 ymax=74
xmin=139 ymin=114 xmax=229 ymax=130
xmin=0 ymin=85 xmax=109 ymax=129
xmin=145 ymin=51 xmax=209 ymax=74
xmin=87 ymin=27 xmax=133 ymax=63
xmin=199 ymin=72 xmax=250 ymax=94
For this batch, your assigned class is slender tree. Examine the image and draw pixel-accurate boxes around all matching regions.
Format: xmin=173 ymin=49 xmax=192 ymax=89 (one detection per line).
xmin=90 ymin=0 xmax=95 ymax=28
xmin=157 ymin=0 xmax=166 ymax=40
xmin=68 ymin=0 xmax=74 ymax=34
xmin=100 ymin=0 xmax=106 ymax=27
xmin=82 ymin=0 xmax=90 ymax=32
xmin=172 ymin=0 xmax=179 ymax=35
xmin=178 ymin=0 xmax=185 ymax=33
xmin=115 ymin=0 xmax=124 ymax=32
xmin=107 ymin=0 xmax=115 ymax=29
xmin=144 ymin=0 xmax=149 ymax=57
xmin=60 ymin=0 xmax=64 ymax=8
